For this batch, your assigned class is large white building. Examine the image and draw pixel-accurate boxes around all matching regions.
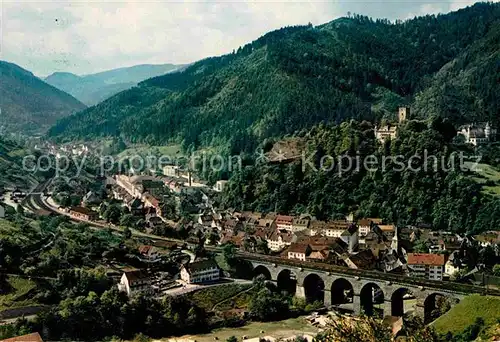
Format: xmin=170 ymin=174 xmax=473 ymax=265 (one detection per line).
xmin=180 ymin=259 xmax=220 ymax=284
xmin=117 ymin=270 xmax=153 ymax=296
xmin=407 ymin=253 xmax=446 ymax=281
xmin=163 ymin=165 xmax=181 ymax=177
xmin=457 ymin=122 xmax=496 ymax=146
xmin=275 ymin=215 xmax=293 ymax=231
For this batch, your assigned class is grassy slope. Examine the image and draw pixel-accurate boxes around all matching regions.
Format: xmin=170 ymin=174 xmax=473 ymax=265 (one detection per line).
xmin=464 ymin=162 xmax=500 ymax=196
xmin=184 ymin=283 xmax=252 ymax=311
xmin=432 ymin=295 xmax=500 ymax=335
xmin=0 ymin=276 xmax=37 ymax=311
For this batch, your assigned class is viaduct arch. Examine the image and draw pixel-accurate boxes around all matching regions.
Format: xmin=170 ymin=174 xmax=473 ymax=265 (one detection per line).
xmin=248 ymin=260 xmax=468 ymax=320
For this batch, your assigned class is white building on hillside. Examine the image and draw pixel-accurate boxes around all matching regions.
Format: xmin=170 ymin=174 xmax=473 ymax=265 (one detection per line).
xmin=117 ymin=270 xmax=153 ymax=296
xmin=457 ymin=122 xmax=497 ymax=146
xmin=214 ymin=180 xmax=228 ymax=192
xmin=180 ymin=259 xmax=220 ymax=284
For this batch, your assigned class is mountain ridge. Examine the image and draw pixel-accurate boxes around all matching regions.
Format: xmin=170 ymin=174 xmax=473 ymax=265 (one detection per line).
xmin=44 ymin=63 xmax=184 ymax=106
xmin=0 ymin=60 xmax=86 ymax=135
xmin=47 ymin=2 xmax=500 ymax=152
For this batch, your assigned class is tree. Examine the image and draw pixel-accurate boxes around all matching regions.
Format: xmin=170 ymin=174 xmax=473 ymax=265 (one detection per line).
xmin=249 ymin=287 xmax=289 ymax=321
xmin=222 ymin=242 xmax=236 ymax=262
xmin=413 ymin=240 xmax=429 ymax=253
xmin=16 ymin=205 xmax=24 ymax=215
xmin=450 ymin=268 xmax=468 ymax=281
xmin=314 ymin=314 xmax=439 ymax=342
xmin=493 ymin=264 xmax=500 ymax=276
xmin=123 ymin=227 xmax=132 ymax=239
xmin=478 ymin=245 xmax=497 ymax=269
xmin=103 ymin=205 xmax=121 ymax=224
xmin=226 ymin=336 xmax=238 ymax=342
xmin=132 ymin=333 xmax=151 ymax=342
xmin=120 ymin=214 xmax=135 ymax=228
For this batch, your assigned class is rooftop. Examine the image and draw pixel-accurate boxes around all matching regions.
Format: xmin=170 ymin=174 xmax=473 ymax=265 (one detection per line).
xmin=276 ymin=215 xmax=294 ymax=223
xmin=288 ymin=243 xmax=311 ymax=254
xmin=0 ymin=333 xmax=44 ymax=342
xmin=407 ymin=253 xmax=446 ymax=266
xmin=124 ymin=269 xmax=150 ymax=283
xmin=69 ymin=206 xmax=97 ymax=216
xmin=184 ymin=259 xmax=219 ymax=273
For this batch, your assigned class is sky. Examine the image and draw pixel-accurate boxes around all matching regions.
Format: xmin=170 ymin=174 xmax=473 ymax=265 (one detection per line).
xmin=0 ymin=0 xmax=494 ymax=77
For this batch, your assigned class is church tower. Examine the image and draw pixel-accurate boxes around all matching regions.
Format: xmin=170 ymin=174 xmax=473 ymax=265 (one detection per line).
xmin=485 ymin=122 xmax=491 ymax=139
xmin=391 ymin=225 xmax=400 ymax=252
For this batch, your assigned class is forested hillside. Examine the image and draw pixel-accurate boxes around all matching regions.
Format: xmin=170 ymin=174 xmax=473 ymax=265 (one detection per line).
xmin=221 ymin=118 xmax=499 ymax=234
xmin=45 ymin=63 xmax=183 ymax=106
xmin=0 ymin=61 xmax=86 ymax=134
xmin=48 ymin=3 xmax=500 ymax=153
xmin=413 ymin=20 xmax=500 ymax=123
xmin=0 ymin=137 xmax=37 ymax=189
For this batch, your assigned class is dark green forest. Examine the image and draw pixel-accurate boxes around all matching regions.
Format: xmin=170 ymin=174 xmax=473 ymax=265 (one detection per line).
xmin=48 ymin=3 xmax=500 ymax=154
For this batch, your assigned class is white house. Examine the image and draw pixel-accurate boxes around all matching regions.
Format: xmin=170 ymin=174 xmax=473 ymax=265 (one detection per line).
xmin=266 ymin=230 xmax=294 ymax=251
xmin=291 ymin=216 xmax=310 ymax=232
xmin=323 ymin=226 xmax=347 ymax=238
xmin=180 ymin=259 xmax=220 ymax=284
xmin=163 ymin=165 xmax=181 ymax=177
xmin=407 ymin=253 xmax=446 ymax=281
xmin=117 ymin=270 xmax=153 ymax=296
xmin=275 ymin=215 xmax=293 ymax=231
xmin=457 ymin=122 xmax=496 ymax=146
xmin=340 ymin=225 xmax=359 ymax=253
xmin=287 ymin=243 xmax=312 ymax=261
xmin=213 ymin=180 xmax=229 ymax=192
xmin=357 ymin=219 xmax=374 ymax=237
xmin=445 ymin=259 xmax=460 ymax=278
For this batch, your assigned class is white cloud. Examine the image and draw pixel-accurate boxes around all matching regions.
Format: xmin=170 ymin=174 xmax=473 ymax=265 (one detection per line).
xmin=0 ymin=0 xmax=496 ymax=76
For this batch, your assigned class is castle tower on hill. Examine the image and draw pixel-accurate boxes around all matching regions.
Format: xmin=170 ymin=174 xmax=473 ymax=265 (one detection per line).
xmin=374 ymin=107 xmax=410 ymax=144
xmin=398 ymin=107 xmax=410 ymax=123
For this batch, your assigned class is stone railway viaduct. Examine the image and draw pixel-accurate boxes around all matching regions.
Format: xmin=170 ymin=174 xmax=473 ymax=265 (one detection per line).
xmin=238 ymin=253 xmax=499 ymax=322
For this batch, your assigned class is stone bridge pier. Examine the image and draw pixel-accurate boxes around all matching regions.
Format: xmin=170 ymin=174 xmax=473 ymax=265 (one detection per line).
xmin=250 ymin=260 xmax=464 ymax=320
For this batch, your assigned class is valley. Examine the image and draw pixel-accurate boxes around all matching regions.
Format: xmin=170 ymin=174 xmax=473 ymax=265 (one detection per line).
xmin=1 ymin=2 xmax=500 ymax=342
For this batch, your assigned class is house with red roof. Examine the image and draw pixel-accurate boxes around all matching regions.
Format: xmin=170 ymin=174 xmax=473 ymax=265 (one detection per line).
xmin=407 ymin=253 xmax=446 ymax=281
xmin=275 ymin=215 xmax=293 ymax=230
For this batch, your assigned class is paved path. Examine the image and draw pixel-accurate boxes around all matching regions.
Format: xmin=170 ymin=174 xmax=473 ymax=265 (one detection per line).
xmin=0 ymin=315 xmax=37 ymax=326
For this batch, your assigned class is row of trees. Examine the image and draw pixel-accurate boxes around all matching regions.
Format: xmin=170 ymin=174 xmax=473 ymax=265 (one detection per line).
xmin=0 ymin=289 xmax=207 ymax=341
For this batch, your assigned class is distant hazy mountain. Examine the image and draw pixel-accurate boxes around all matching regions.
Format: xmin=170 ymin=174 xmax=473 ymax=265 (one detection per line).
xmin=0 ymin=61 xmax=86 ymax=135
xmin=45 ymin=63 xmax=183 ymax=106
